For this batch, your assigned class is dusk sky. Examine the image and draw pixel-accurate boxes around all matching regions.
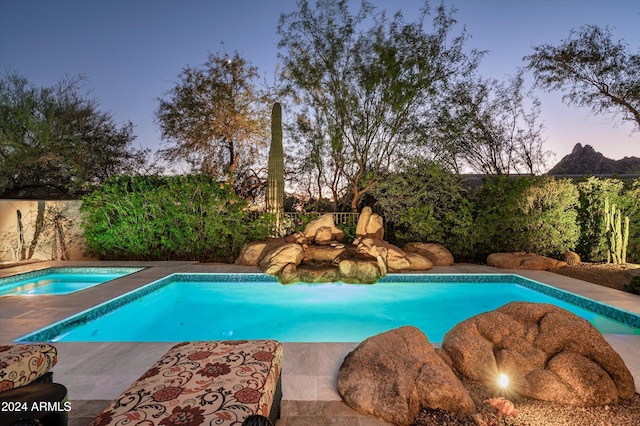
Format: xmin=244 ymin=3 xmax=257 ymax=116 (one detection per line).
xmin=2 ymin=0 xmax=639 ymax=170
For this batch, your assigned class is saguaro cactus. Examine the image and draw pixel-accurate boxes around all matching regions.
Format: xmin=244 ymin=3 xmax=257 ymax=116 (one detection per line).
xmin=604 ymin=198 xmax=629 ymax=264
xmin=266 ymin=102 xmax=284 ymax=236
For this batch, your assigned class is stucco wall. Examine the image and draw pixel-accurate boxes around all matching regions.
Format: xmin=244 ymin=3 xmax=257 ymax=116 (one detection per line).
xmin=0 ymin=199 xmax=90 ymax=262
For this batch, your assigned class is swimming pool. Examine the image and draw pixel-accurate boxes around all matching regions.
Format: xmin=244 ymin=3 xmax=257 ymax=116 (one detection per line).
xmin=16 ymin=273 xmax=640 ymax=343
xmin=0 ymin=267 xmax=144 ymax=296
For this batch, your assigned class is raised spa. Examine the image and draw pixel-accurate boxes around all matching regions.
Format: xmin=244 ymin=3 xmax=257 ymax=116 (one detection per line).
xmin=0 ymin=267 xmax=144 ymax=296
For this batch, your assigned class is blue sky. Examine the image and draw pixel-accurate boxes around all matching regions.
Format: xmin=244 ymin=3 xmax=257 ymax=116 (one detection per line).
xmin=1 ymin=0 xmax=639 ymax=168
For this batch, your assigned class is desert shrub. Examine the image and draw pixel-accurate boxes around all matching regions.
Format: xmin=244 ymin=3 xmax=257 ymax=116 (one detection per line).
xmin=575 ymin=177 xmax=625 ymax=261
xmin=81 ymin=174 xmax=271 ymax=262
xmin=473 ymin=176 xmax=579 ymax=260
xmin=517 ymin=177 xmax=580 ymax=256
xmin=623 ymin=275 xmax=640 ymax=295
xmin=370 ymin=159 xmax=477 ymax=260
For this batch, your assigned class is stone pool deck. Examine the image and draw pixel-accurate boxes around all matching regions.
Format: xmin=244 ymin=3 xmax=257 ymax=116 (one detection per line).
xmin=1 ymin=260 xmax=639 ymax=425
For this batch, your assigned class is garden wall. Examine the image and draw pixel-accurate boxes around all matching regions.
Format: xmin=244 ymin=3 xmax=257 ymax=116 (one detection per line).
xmin=0 ymin=199 xmax=90 ymax=262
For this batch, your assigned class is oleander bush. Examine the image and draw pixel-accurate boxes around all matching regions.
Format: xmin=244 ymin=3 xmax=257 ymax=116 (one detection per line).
xmin=81 ymin=174 xmax=271 ymax=262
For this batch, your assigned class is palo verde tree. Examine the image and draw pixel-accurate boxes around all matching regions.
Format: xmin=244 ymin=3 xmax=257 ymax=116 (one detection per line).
xmin=430 ymin=71 xmax=548 ymax=175
xmin=0 ymin=72 xmax=146 ymax=197
xmin=525 ymin=25 xmax=640 ymax=132
xmin=277 ymin=0 xmax=479 ymax=211
xmin=156 ymin=51 xmax=272 ymax=195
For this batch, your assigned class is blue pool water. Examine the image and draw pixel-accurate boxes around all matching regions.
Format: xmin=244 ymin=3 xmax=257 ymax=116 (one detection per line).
xmin=16 ymin=274 xmax=640 ymax=343
xmin=0 ymin=267 xmax=144 ymax=296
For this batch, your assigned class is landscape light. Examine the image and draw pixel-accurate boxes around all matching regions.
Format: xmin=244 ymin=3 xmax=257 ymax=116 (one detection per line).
xmin=498 ymin=373 xmax=509 ymax=389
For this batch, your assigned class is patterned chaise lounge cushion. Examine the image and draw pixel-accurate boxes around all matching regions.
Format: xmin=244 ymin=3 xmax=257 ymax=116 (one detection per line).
xmin=91 ymin=340 xmax=283 ymax=426
xmin=0 ymin=344 xmax=58 ymax=391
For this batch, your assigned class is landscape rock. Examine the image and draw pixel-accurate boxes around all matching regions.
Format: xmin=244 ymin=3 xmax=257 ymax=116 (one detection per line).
xmin=297 ymin=265 xmax=340 ymax=283
xmin=235 ymin=238 xmax=286 ymax=266
xmin=303 ymin=213 xmax=345 ymax=242
xmin=303 ymin=245 xmax=346 ymax=264
xmin=562 ymin=251 xmax=581 ymax=265
xmin=279 ymin=263 xmax=299 ymax=284
xmin=285 ymin=231 xmax=309 ymax=245
xmin=338 ymin=326 xmax=475 ymax=426
xmin=487 ymin=252 xmax=567 ymax=270
xmin=354 ymin=206 xmax=384 ymax=241
xmin=404 ymin=242 xmax=454 ymax=266
xmin=405 ymin=252 xmax=434 ymax=270
xmin=314 ymin=226 xmax=334 ymax=245
xmin=442 ymin=302 xmax=635 ymax=407
xmin=338 ymin=258 xmax=382 ymax=284
xmin=259 ymin=243 xmax=304 ymax=276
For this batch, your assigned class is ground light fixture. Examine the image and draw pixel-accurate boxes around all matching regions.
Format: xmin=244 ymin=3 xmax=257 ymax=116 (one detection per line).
xmin=498 ymin=373 xmax=509 ymax=390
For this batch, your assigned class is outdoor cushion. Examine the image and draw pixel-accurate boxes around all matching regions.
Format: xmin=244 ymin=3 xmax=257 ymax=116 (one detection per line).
xmin=0 ymin=344 xmax=58 ymax=391
xmin=90 ymin=340 xmax=283 ymax=426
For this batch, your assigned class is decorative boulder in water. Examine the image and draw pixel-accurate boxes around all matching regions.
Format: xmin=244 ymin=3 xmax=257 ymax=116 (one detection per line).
xmin=338 ymin=258 xmax=383 ymax=284
xmin=442 ymin=302 xmax=635 ymax=407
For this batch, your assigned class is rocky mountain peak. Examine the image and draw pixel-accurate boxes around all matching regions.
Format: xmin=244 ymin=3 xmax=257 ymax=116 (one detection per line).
xmin=548 ymin=143 xmax=640 ymax=175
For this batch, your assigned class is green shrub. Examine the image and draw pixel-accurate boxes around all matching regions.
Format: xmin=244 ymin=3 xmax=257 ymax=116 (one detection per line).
xmin=623 ymin=275 xmax=640 ymax=295
xmin=81 ymin=174 xmax=271 ymax=262
xmin=370 ymin=160 xmax=476 ymax=260
xmin=473 ymin=176 xmax=579 ymax=260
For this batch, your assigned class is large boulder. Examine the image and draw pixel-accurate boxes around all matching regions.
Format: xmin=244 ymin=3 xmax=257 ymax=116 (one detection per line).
xmin=562 ymin=250 xmax=581 ymax=265
xmin=303 ymin=213 xmax=345 ymax=243
xmin=354 ymin=206 xmax=384 ymax=241
xmin=404 ymin=242 xmax=454 ymax=266
xmin=442 ymin=302 xmax=635 ymax=407
xmin=235 ymin=238 xmax=286 ymax=266
xmin=405 ymin=252 xmax=433 ymax=270
xmin=259 ymin=243 xmax=305 ymax=276
xmin=337 ymin=327 xmax=475 ymax=426
xmin=297 ymin=265 xmax=341 ymax=283
xmin=302 ymin=245 xmax=346 ymax=264
xmin=338 ymin=258 xmax=383 ymax=284
xmin=486 ymin=252 xmax=567 ymax=270
xmin=358 ymin=238 xmax=432 ymax=272
xmin=314 ymin=226 xmax=334 ymax=245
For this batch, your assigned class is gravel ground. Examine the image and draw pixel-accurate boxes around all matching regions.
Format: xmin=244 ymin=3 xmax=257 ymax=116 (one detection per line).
xmin=550 ymin=262 xmax=640 ymax=291
xmin=414 ymin=377 xmax=640 ymax=425
xmin=415 ymin=264 xmax=640 ymax=425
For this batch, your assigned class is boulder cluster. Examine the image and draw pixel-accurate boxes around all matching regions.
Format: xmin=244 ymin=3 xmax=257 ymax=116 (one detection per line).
xmin=337 ymin=303 xmax=636 ymax=425
xmin=235 ymin=207 xmax=454 ymax=284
